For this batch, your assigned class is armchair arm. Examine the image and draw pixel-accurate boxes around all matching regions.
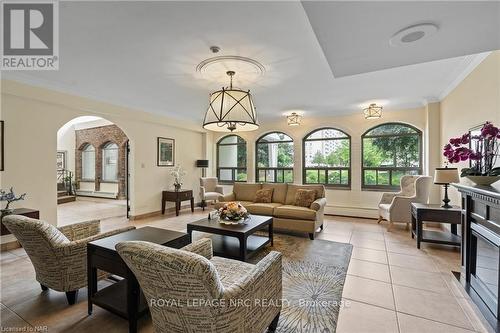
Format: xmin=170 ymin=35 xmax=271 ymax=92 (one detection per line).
xmin=379 ymin=192 xmax=400 ymax=205
xmin=181 ymin=238 xmax=213 ymax=260
xmin=58 ymin=219 xmax=101 ymax=241
xmin=222 ymin=251 xmax=282 ymax=301
xmin=218 ymin=192 xmax=235 ymax=202
xmin=200 ymin=186 xmax=206 ymax=199
xmin=310 ymin=197 xmax=327 ymax=211
xmin=215 ymin=185 xmax=224 ymax=194
xmin=388 ymin=196 xmax=415 ymax=223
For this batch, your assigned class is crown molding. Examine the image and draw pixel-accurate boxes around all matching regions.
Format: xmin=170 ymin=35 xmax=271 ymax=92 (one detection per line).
xmin=438 ymin=51 xmax=491 ymax=101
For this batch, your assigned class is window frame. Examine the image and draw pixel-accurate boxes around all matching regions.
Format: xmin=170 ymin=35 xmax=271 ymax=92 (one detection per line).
xmin=216 ymin=135 xmax=247 ymax=184
xmin=361 ymin=122 xmax=423 ymax=191
xmin=101 ymin=141 xmax=119 ymax=183
xmin=255 ymin=131 xmax=294 ymax=183
xmin=81 ymin=143 xmax=96 ymax=181
xmin=302 ymin=127 xmax=352 ymax=188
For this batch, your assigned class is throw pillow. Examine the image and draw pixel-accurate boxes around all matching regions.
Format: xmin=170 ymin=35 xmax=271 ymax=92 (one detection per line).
xmin=294 ymin=189 xmax=316 ymax=208
xmin=255 ymin=188 xmax=274 ymax=203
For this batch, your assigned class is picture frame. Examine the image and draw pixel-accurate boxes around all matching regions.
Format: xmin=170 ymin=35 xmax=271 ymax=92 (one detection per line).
xmin=0 ymin=121 xmax=4 ymax=171
xmin=57 ymin=150 xmax=67 ymax=170
xmin=157 ymin=137 xmax=175 ymax=167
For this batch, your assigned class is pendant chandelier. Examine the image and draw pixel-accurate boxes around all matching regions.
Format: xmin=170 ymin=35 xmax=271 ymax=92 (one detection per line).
xmin=202 ymin=71 xmax=259 ymax=132
xmin=363 ymin=103 xmax=383 ymax=119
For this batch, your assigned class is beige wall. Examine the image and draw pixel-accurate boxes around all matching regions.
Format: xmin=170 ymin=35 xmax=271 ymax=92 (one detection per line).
xmin=440 ymin=51 xmax=500 ymax=204
xmin=0 ymin=80 xmax=204 ymax=244
xmin=212 ymin=107 xmax=436 ymax=218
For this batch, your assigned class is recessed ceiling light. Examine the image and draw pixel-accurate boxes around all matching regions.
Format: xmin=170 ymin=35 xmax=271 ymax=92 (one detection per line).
xmin=389 ymin=23 xmax=438 ymax=47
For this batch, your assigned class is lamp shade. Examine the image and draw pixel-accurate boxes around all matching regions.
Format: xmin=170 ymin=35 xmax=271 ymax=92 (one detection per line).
xmin=196 ymin=160 xmax=209 ymax=168
xmin=434 ymin=167 xmax=459 ymax=184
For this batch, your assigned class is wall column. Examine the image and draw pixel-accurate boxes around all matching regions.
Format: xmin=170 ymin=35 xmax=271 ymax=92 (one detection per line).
xmin=425 ymin=102 xmax=442 ymax=204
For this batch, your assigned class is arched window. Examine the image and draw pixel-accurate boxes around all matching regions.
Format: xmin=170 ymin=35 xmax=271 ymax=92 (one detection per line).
xmin=102 ymin=142 xmax=119 ymax=182
xmin=81 ymin=144 xmax=95 ymax=180
xmin=256 ymin=132 xmax=294 ymax=183
xmin=303 ymin=128 xmax=351 ymax=187
xmin=362 ymin=123 xmax=422 ymax=189
xmin=217 ymin=135 xmax=247 ymax=183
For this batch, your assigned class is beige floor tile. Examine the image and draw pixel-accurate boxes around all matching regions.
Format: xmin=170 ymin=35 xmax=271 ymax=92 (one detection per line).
xmin=393 ymin=285 xmax=474 ymax=330
xmin=351 ymin=247 xmax=388 ymax=264
xmin=455 ymin=297 xmax=495 ymax=333
xmin=0 ymin=303 xmax=32 ymax=330
xmin=347 ymin=259 xmax=391 ymax=283
xmin=336 ymin=299 xmax=399 ymax=333
xmin=390 ymin=266 xmax=452 ymax=295
xmin=398 ymin=312 xmax=475 ymax=333
xmin=350 ymin=231 xmax=385 ymax=241
xmin=343 ymin=275 xmax=395 ymax=310
xmin=386 ymin=240 xmax=428 ymax=256
xmin=349 ymin=238 xmax=386 ymax=251
xmin=388 ymin=252 xmax=440 ymax=272
xmin=316 ymin=232 xmax=351 ymax=243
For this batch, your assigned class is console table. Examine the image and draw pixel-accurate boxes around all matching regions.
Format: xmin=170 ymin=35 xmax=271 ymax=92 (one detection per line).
xmin=410 ymin=203 xmax=461 ymax=249
xmin=161 ymin=189 xmax=194 ymax=216
xmin=1 ymin=208 xmax=40 ymax=235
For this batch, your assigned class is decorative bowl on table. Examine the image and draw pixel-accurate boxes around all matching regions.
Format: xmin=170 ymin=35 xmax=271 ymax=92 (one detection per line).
xmin=218 ymin=202 xmax=250 ymax=225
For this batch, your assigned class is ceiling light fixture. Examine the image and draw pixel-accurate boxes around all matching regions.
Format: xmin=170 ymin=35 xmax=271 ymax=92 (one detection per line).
xmin=202 ymin=71 xmax=259 ymax=132
xmin=363 ymin=103 xmax=383 ymax=119
xmin=389 ymin=23 xmax=438 ymax=47
xmin=287 ymin=112 xmax=302 ymax=126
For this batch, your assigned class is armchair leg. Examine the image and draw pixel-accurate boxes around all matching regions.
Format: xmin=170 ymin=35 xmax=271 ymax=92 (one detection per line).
xmin=309 ymin=233 xmax=315 ymax=240
xmin=40 ymin=284 xmax=48 ymax=291
xmin=377 ymin=216 xmax=383 ymax=224
xmin=320 ymin=224 xmax=324 ymax=231
xmin=268 ymin=312 xmax=280 ymax=332
xmin=201 ymin=200 xmax=206 ymax=211
xmin=65 ymin=290 xmax=78 ymax=305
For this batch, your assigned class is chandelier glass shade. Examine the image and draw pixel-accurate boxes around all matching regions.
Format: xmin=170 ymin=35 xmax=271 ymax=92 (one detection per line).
xmin=287 ymin=112 xmax=302 ymax=126
xmin=363 ymin=103 xmax=383 ymax=119
xmin=202 ymin=71 xmax=259 ymax=132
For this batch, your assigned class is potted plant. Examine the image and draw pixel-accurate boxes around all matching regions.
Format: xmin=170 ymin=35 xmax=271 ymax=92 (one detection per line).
xmin=443 ymin=121 xmax=500 ymax=185
xmin=0 ymin=187 xmax=27 ymax=214
xmin=170 ymin=165 xmax=186 ymax=191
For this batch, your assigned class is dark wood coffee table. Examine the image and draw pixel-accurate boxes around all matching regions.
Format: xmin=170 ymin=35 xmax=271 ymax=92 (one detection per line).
xmin=187 ymin=215 xmax=273 ymax=262
xmin=87 ymin=227 xmax=190 ymax=333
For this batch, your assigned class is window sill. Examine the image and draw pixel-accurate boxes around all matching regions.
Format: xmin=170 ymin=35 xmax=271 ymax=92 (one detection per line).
xmin=80 ymin=179 xmax=95 ymax=182
xmin=361 ymin=187 xmax=399 ymax=192
xmin=101 ymin=180 xmax=119 ymax=184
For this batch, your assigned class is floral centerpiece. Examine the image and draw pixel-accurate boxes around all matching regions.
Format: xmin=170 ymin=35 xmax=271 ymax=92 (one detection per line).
xmin=170 ymin=165 xmax=186 ymax=191
xmin=218 ymin=202 xmax=250 ymax=223
xmin=443 ymin=121 xmax=500 ymax=185
xmin=0 ymin=188 xmax=26 ymax=214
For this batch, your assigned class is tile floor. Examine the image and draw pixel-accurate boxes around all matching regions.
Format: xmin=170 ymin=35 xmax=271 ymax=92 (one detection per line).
xmin=0 ymin=207 xmax=495 ymax=333
xmin=57 ymin=197 xmax=127 ymax=226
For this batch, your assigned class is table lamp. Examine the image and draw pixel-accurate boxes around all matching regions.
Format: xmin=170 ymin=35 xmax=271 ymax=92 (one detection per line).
xmin=196 ymin=160 xmax=209 ymax=177
xmin=434 ymin=167 xmax=460 ymax=208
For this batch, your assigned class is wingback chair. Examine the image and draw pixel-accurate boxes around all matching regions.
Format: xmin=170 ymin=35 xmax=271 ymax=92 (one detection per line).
xmin=377 ymin=175 xmax=433 ymax=231
xmin=116 ymin=238 xmax=282 ymax=333
xmin=2 ymin=215 xmax=135 ymax=304
xmin=200 ymin=177 xmax=224 ymax=210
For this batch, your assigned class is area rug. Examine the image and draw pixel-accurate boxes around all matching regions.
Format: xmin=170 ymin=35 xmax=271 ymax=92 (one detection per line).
xmin=249 ymin=233 xmax=353 ymax=333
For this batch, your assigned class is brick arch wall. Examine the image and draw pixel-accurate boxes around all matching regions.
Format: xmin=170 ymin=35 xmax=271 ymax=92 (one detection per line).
xmin=75 ymin=124 xmax=128 ymax=199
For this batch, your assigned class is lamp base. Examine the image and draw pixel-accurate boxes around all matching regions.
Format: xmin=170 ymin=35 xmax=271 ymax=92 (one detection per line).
xmin=441 ymin=184 xmax=453 ymax=209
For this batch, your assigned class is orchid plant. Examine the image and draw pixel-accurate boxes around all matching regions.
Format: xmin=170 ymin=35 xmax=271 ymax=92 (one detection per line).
xmin=170 ymin=165 xmax=186 ymax=190
xmin=0 ymin=187 xmax=26 ymax=211
xmin=443 ymin=121 xmax=500 ymax=177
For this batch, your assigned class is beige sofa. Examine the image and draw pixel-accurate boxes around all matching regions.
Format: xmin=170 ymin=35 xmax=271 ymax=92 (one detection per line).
xmin=217 ymin=183 xmax=327 ymax=239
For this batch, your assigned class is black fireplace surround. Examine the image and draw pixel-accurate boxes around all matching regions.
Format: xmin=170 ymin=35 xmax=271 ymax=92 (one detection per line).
xmin=455 ymin=183 xmax=500 ymax=332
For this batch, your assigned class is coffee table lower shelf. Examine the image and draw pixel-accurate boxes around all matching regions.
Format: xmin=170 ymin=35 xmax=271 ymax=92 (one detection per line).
xmin=91 ymin=279 xmax=148 ymax=319
xmin=210 ymin=234 xmax=270 ymax=260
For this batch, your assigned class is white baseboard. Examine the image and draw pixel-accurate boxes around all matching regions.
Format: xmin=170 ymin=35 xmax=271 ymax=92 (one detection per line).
xmin=325 ymin=205 xmax=378 ymax=219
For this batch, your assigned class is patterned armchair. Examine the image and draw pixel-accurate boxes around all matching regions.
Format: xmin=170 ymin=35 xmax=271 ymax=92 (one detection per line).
xmin=2 ymin=215 xmax=135 ymax=304
xmin=200 ymin=177 xmax=224 ymax=210
xmin=377 ymin=175 xmax=432 ymax=231
xmin=116 ymin=238 xmax=283 ymax=333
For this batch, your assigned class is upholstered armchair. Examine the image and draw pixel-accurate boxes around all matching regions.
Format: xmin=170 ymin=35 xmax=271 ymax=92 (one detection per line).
xmin=2 ymin=215 xmax=135 ymax=304
xmin=200 ymin=177 xmax=224 ymax=210
xmin=116 ymin=238 xmax=282 ymax=333
xmin=377 ymin=175 xmax=432 ymax=231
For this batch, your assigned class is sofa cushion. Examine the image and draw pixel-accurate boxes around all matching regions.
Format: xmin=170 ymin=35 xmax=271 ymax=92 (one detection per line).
xmin=246 ymin=203 xmax=282 ymax=216
xmin=294 ymin=189 xmax=317 ymax=207
xmin=255 ymin=188 xmax=273 ymax=203
xmin=262 ymin=183 xmax=288 ymax=204
xmin=274 ymin=205 xmax=317 ymax=221
xmin=233 ymin=183 xmax=262 ymax=202
xmin=285 ymin=184 xmax=325 ymax=205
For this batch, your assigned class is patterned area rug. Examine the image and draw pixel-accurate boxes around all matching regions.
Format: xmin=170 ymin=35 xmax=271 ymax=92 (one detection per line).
xmin=249 ymin=233 xmax=353 ymax=333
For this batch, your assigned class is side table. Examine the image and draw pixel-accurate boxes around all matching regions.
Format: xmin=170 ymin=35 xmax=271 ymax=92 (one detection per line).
xmin=410 ymin=203 xmax=461 ymax=249
xmin=1 ymin=208 xmax=40 ymax=235
xmin=161 ymin=189 xmax=194 ymax=216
